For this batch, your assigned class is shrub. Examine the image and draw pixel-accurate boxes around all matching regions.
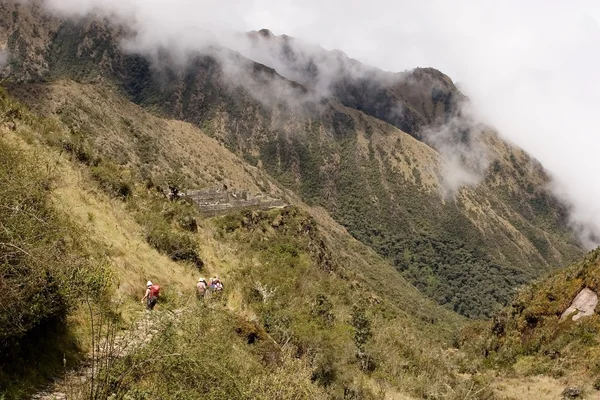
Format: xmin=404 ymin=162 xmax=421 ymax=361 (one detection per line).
xmin=90 ymin=160 xmax=133 ymax=199
xmin=87 ymin=304 xmax=328 ymax=400
xmin=145 ymin=218 xmax=203 ymax=269
xmin=0 ymin=139 xmax=111 ymax=396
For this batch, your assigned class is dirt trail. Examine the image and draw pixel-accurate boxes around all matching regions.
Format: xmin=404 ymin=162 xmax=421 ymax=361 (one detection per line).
xmin=31 ymin=308 xmax=184 ymax=400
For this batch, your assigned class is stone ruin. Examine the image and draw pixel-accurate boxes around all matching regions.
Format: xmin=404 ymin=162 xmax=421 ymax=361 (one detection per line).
xmin=185 ymin=184 xmax=286 ymax=216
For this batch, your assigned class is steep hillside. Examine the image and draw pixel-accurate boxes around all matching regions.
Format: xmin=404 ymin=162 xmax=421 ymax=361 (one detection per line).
xmin=0 ymin=0 xmax=583 ymax=322
xmin=471 ymin=248 xmax=600 ymax=370
xmin=0 ymin=74 xmax=493 ymax=399
xmin=460 ymin=248 xmax=600 ymax=398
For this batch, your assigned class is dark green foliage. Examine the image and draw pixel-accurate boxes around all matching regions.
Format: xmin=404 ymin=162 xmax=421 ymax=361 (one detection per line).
xmin=145 ymin=223 xmax=203 ymax=268
xmin=351 ymin=303 xmax=372 ymax=351
xmin=312 ymin=295 xmax=335 ymax=326
xmin=392 ymin=234 xmax=531 ymax=318
xmin=90 ymin=160 xmax=133 ymax=199
xmin=351 ymin=303 xmax=376 ymax=372
xmin=253 ymin=127 xmax=546 ymax=318
xmin=122 ymin=56 xmax=153 ymax=104
xmin=48 ymin=20 xmax=120 ymax=82
xmin=0 ymin=139 xmax=111 ymax=396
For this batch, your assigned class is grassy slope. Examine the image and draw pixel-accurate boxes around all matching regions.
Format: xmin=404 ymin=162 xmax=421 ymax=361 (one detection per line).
xmin=7 ymin=76 xmax=583 ymax=319
xmin=7 ymin=80 xmax=463 ymax=327
xmin=461 ymin=248 xmax=600 ymax=397
xmin=108 ymin=52 xmax=582 ymax=317
xmin=0 ymin=83 xmax=483 ymax=399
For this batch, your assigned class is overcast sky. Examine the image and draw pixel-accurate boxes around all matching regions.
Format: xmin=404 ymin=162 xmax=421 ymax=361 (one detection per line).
xmin=45 ymin=0 xmax=600 ymax=245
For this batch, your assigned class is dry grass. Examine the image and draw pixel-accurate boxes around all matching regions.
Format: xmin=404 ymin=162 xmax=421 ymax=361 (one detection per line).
xmin=2 ymin=128 xmax=198 ymax=323
xmin=491 ymin=375 xmax=575 ymax=400
xmin=2 ymin=77 xmax=580 ymax=399
xmin=10 ymin=80 xmax=283 ymax=195
xmin=51 ymin=164 xmax=197 ymax=301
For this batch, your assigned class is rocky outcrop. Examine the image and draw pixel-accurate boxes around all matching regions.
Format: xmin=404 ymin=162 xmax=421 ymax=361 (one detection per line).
xmin=560 ymin=288 xmax=598 ymax=322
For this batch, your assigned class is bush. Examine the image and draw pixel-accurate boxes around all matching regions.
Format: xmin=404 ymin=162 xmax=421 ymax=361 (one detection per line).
xmin=160 ymin=201 xmax=199 ymax=233
xmin=90 ymin=160 xmax=133 ymax=199
xmin=145 ymin=218 xmax=203 ymax=268
xmin=0 ymin=139 xmax=111 ymax=396
xmin=88 ymin=304 xmax=328 ymax=400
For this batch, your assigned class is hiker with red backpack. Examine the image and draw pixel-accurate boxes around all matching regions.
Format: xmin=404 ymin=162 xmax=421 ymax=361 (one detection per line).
xmin=141 ymin=280 xmax=160 ymax=310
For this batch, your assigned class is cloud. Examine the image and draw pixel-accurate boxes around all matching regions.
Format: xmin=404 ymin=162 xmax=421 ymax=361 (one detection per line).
xmin=420 ymin=105 xmax=490 ymax=197
xmin=244 ymin=0 xmax=600 ymax=246
xmin=36 ymin=0 xmax=600 ymax=246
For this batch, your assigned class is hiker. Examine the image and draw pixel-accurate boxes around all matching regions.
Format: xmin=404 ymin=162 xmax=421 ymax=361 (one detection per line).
xmin=196 ymin=277 xmax=208 ymax=300
xmin=209 ymin=276 xmax=224 ymax=294
xmin=214 ymin=276 xmax=224 ymax=291
xmin=141 ymin=280 xmax=160 ymax=310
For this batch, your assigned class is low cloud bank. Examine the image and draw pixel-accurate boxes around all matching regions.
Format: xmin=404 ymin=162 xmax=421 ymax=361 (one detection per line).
xmin=37 ymin=0 xmax=600 ymax=246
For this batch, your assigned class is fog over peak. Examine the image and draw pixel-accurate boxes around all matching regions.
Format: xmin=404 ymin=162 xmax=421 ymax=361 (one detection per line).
xmin=40 ymin=0 xmax=600 ymax=246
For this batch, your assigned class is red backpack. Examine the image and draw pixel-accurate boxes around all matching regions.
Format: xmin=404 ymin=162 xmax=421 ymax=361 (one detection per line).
xmin=150 ymin=284 xmax=160 ymax=298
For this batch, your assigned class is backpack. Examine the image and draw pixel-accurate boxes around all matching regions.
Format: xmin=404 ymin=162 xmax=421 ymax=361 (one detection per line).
xmin=150 ymin=284 xmax=160 ymax=298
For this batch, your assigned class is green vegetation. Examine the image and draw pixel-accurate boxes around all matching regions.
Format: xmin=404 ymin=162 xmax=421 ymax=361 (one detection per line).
xmin=5 ymin=4 xmax=582 ymax=320
xmin=132 ymin=195 xmax=204 ymax=269
xmin=0 ymin=7 xmax=592 ymax=397
xmin=0 ymin=138 xmax=111 ymax=398
xmin=461 ymin=248 xmax=600 ymax=382
xmin=90 ymin=160 xmax=133 ymax=199
xmin=80 ymin=302 xmax=329 ymax=400
xmin=257 ymin=130 xmax=541 ymax=318
xmin=0 ymin=85 xmax=483 ymax=399
xmin=112 ymin=44 xmax=583 ymax=319
xmin=205 ymin=208 xmax=487 ymax=399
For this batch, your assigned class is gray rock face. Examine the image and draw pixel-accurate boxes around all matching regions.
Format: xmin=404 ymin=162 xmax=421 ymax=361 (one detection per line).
xmin=560 ymin=288 xmax=598 ymax=322
xmin=561 ymin=386 xmax=582 ymax=399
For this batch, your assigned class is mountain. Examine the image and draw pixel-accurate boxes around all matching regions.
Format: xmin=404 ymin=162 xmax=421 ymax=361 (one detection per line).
xmin=0 ymin=59 xmax=472 ymax=399
xmin=243 ymin=28 xmax=464 ymax=139
xmin=0 ymin=1 xmax=585 ymax=320
xmin=0 ymin=1 xmax=592 ymax=398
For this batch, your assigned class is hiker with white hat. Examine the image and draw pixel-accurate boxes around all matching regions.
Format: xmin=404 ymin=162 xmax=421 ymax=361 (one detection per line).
xmin=196 ymin=277 xmax=208 ymax=300
xmin=141 ymin=280 xmax=160 ymax=310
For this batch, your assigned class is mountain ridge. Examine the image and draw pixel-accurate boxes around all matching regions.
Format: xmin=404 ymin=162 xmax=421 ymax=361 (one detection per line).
xmin=0 ymin=0 xmax=584 ymax=318
xmin=1 ymin=1 xmax=596 ymax=399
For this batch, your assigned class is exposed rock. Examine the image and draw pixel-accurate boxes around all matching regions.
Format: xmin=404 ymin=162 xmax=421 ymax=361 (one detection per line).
xmin=560 ymin=288 xmax=598 ymax=322
xmin=561 ymin=386 xmax=582 ymax=399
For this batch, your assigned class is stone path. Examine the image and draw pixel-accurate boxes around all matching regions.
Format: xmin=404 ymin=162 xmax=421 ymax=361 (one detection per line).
xmin=31 ymin=308 xmax=183 ymax=400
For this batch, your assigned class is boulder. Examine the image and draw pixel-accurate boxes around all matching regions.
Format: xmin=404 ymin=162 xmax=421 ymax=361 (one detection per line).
xmin=560 ymin=288 xmax=598 ymax=322
xmin=561 ymin=386 xmax=582 ymax=399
